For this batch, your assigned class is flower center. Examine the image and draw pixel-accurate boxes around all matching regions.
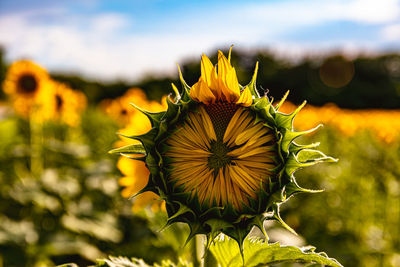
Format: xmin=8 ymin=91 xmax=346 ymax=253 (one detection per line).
xmin=165 ymin=105 xmax=277 ymax=211
xmin=208 ymin=140 xmax=232 ymax=171
xmin=56 ymin=94 xmax=63 ymax=111
xmin=204 ymin=102 xmax=239 ymax=140
xmin=17 ymin=74 xmax=38 ymax=94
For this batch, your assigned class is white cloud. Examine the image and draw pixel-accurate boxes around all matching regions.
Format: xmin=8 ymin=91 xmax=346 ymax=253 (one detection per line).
xmin=0 ymin=0 xmax=398 ymax=81
xmin=381 ymin=24 xmax=400 ymax=40
xmin=242 ymin=0 xmax=399 ymax=26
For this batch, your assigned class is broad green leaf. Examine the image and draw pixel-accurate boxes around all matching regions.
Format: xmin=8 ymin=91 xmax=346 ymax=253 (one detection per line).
xmin=210 ymin=236 xmax=343 ymax=267
xmin=95 ymin=256 xmax=192 ymax=267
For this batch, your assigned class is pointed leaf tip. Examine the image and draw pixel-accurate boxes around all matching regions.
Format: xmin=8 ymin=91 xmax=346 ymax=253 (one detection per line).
xmin=275 ymin=90 xmax=290 ymax=111
xmin=246 ymin=62 xmax=260 ymax=98
xmin=108 ymin=143 xmax=146 ymax=155
xmin=171 ymin=83 xmax=181 ymax=101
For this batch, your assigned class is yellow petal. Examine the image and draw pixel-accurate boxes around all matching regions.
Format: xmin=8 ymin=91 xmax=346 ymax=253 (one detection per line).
xmin=217 ymin=51 xmax=240 ymax=102
xmin=190 ymin=77 xmax=216 ymax=104
xmin=237 ymin=86 xmax=253 ymax=107
xmin=201 ymin=54 xmax=217 ymax=88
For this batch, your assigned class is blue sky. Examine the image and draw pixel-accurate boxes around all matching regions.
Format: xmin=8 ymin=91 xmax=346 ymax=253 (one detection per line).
xmin=0 ymin=0 xmax=399 ymax=81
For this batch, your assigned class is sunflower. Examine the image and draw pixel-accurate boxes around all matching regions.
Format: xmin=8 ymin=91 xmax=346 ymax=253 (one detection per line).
xmin=2 ymin=60 xmax=50 ymax=117
xmin=101 ymin=88 xmax=165 ymax=126
xmin=111 ymin=48 xmax=336 ymax=252
xmin=118 ymin=156 xmax=165 ymax=212
xmin=115 ymin=99 xmax=167 ymax=212
xmin=36 ymin=81 xmax=87 ymax=126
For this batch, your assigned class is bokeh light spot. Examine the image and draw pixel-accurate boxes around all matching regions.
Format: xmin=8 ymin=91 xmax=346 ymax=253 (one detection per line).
xmin=319 ymin=57 xmax=355 ymax=88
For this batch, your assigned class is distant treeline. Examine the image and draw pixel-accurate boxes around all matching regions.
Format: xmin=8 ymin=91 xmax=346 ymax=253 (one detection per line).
xmin=1 ymin=48 xmax=399 ymax=109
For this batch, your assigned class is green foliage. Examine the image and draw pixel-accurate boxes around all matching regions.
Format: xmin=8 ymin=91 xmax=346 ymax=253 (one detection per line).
xmin=61 ymin=236 xmax=342 ymax=267
xmin=0 ymin=111 xmax=190 ymax=267
xmin=95 ymin=256 xmax=192 ymax=267
xmin=210 ymin=237 xmax=342 ymax=267
xmin=280 ymin=129 xmax=400 ymax=267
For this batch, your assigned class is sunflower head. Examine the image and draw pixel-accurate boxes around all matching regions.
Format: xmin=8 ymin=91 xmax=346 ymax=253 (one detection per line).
xmin=101 ymin=88 xmax=165 ymax=126
xmin=110 ymin=48 xmax=336 ymax=252
xmin=3 ymin=60 xmax=49 ymax=117
xmin=34 ymin=80 xmax=87 ymax=126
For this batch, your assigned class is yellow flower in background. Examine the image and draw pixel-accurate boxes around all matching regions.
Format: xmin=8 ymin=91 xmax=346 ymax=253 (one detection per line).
xmin=2 ymin=60 xmax=50 ymax=117
xmin=118 ymin=156 xmax=165 ymax=212
xmin=110 ymin=92 xmax=167 ymax=212
xmin=101 ymin=88 xmax=166 ymax=126
xmin=278 ymin=102 xmax=400 ymax=143
xmin=36 ymin=81 xmax=87 ymax=126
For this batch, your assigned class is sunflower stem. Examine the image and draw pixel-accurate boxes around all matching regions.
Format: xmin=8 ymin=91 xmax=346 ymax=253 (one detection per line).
xmin=29 ymin=110 xmax=43 ymax=178
xmin=191 ymin=235 xmax=201 ymax=267
xmin=193 ymin=235 xmax=218 ymax=267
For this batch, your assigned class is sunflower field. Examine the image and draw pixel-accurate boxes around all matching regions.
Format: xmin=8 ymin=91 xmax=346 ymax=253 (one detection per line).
xmin=0 ymin=48 xmax=399 ymax=267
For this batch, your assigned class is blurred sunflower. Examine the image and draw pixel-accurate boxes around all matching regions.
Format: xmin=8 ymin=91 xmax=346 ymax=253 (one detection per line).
xmin=114 ymin=97 xmax=167 ymax=212
xmin=118 ymin=156 xmax=165 ymax=212
xmin=101 ymin=88 xmax=157 ymax=125
xmin=36 ymin=81 xmax=87 ymax=126
xmin=2 ymin=60 xmax=50 ymax=117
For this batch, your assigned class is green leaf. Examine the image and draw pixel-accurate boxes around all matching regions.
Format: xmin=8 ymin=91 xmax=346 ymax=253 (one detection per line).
xmin=95 ymin=256 xmax=192 ymax=267
xmin=210 ymin=236 xmax=343 ymax=267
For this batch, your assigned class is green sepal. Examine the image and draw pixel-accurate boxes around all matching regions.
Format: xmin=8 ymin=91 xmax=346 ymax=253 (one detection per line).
xmin=199 ymin=207 xmax=224 ymax=221
xmin=108 ymin=143 xmax=146 ymax=155
xmin=177 ymin=64 xmax=191 ymax=102
xmin=184 ymin=222 xmax=204 ymax=248
xmin=129 ymin=103 xmax=165 ymax=127
xmin=117 ymin=127 xmax=158 ymax=148
xmin=245 ymin=62 xmax=260 ymax=98
xmin=170 ymin=83 xmax=181 ymax=102
xmin=285 ymin=153 xmax=319 ymax=176
xmin=223 ymin=227 xmax=248 ymax=259
xmin=284 ymin=180 xmax=323 ymax=199
xmin=274 ymin=90 xmax=290 ymax=111
xmin=275 ymin=100 xmax=306 ymax=130
xmin=168 ymin=201 xmax=196 ymax=223
xmin=289 ymin=141 xmax=320 ymax=154
xmin=163 ymin=97 xmax=181 ymax=125
xmin=128 ymin=175 xmax=158 ymax=200
xmin=285 ymin=149 xmax=337 ymax=176
xmin=272 ymin=205 xmax=297 ymax=235
xmin=128 ymin=185 xmax=156 ymax=201
xmin=204 ymin=219 xmax=235 ymax=249
xmin=296 ymin=149 xmax=338 ymax=164
xmin=250 ymin=215 xmax=269 ymax=239
xmin=280 ymin=124 xmax=323 ymax=154
xmin=252 ymin=97 xmax=274 ymax=124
